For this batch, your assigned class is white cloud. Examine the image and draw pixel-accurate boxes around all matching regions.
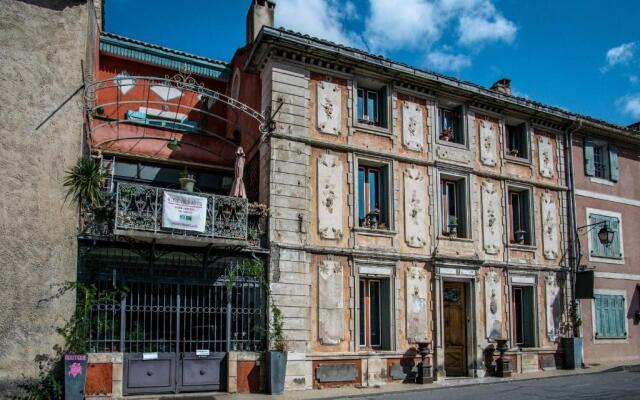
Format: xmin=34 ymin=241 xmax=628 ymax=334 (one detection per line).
xmin=274 ymin=0 xmax=362 ymax=47
xmin=363 ymin=0 xmax=516 ymax=52
xmin=604 ymin=42 xmax=636 ymax=68
xmin=617 ymin=94 xmax=640 ymax=119
xmin=364 ymin=0 xmax=440 ymax=52
xmin=630 ymin=75 xmax=639 ymax=85
xmin=457 ymin=12 xmax=517 ymax=46
xmin=275 ymin=0 xmax=516 ymax=72
xmin=426 ymin=51 xmax=471 ymax=72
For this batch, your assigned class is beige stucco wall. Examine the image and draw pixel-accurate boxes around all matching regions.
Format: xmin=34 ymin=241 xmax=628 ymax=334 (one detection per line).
xmin=0 ymin=0 xmax=87 ymax=392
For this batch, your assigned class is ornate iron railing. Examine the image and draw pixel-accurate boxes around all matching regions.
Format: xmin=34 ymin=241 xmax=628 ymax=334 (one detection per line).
xmin=113 ymin=182 xmax=248 ymax=241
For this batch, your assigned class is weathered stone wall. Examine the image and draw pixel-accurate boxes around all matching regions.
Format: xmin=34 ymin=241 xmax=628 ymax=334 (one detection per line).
xmin=0 ymin=0 xmax=88 ymax=392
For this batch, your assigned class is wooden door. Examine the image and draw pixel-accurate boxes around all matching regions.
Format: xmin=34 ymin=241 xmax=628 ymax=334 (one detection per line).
xmin=443 ymin=281 xmax=466 ymax=376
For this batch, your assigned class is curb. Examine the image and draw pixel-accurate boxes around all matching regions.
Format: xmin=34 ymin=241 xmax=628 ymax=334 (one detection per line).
xmin=304 ymin=366 xmax=639 ymax=400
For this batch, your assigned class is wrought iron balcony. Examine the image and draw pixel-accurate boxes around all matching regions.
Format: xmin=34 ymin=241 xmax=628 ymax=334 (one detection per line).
xmin=80 ymin=181 xmax=269 ymax=247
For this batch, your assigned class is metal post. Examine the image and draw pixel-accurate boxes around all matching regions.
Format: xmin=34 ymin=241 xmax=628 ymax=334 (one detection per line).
xmin=226 ymin=284 xmax=232 ymax=352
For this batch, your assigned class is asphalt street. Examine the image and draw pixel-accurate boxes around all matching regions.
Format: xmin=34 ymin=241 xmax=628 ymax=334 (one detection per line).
xmin=334 ymin=370 xmax=640 ymax=400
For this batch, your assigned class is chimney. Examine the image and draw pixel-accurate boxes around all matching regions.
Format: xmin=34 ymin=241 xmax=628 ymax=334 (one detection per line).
xmin=490 ymin=78 xmax=512 ymax=96
xmin=246 ymin=0 xmax=276 ymax=45
xmin=627 ymin=121 xmax=640 ymax=132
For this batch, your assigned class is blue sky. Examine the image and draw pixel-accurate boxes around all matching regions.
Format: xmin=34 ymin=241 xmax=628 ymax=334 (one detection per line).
xmin=106 ymin=0 xmax=640 ymax=126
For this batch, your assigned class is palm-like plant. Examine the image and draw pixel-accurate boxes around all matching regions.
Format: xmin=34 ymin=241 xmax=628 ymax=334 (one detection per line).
xmin=63 ymin=158 xmax=106 ymax=207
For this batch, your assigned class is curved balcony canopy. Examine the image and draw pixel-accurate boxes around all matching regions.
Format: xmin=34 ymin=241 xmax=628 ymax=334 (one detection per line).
xmin=84 ymin=70 xmax=267 ymax=166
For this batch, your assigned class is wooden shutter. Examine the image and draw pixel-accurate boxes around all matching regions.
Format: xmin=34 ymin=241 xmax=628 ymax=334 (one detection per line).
xmin=609 ymin=145 xmax=619 ymax=182
xmin=595 ymin=294 xmax=626 ymax=338
xmin=584 ymin=137 xmax=595 ymax=176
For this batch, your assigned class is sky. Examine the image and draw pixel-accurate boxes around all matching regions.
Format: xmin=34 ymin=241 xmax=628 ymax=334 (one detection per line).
xmin=105 ymin=0 xmax=640 ymax=126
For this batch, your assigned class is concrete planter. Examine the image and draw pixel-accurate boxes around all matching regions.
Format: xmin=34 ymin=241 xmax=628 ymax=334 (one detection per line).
xmin=266 ymin=351 xmax=286 ymax=394
xmin=562 ymin=337 xmax=582 ymax=369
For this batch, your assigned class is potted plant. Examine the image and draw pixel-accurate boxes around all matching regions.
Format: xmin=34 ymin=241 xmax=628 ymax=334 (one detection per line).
xmin=365 ymin=209 xmax=380 ymax=229
xmin=179 ymin=167 xmax=196 ymax=192
xmin=514 ymin=229 xmax=526 ymax=244
xmin=64 ymin=158 xmax=106 ymax=208
xmin=447 ymin=216 xmax=458 ymax=237
xmin=561 ymin=306 xmax=583 ymax=369
xmin=440 ymin=128 xmax=454 ymax=141
xmin=266 ymin=303 xmax=287 ymax=395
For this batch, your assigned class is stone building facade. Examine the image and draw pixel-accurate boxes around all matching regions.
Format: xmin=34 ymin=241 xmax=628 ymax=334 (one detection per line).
xmin=243 ymin=26 xmax=573 ymax=389
xmin=1 ymin=0 xmax=639 ymax=397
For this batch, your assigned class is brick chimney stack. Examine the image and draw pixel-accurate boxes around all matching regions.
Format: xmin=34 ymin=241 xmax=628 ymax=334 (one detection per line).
xmin=246 ymin=0 xmax=276 ymax=45
xmin=490 ymin=78 xmax=512 ymax=96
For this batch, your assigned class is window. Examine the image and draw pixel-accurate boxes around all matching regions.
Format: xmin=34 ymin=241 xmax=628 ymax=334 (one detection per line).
xmin=588 ymin=213 xmax=622 ymax=259
xmin=358 ymin=164 xmax=389 ymax=229
xmin=438 ymin=106 xmax=464 ymax=144
xmin=594 ymin=294 xmax=626 ymax=339
xmin=125 ymin=109 xmax=198 ymax=132
xmin=113 ymin=158 xmax=233 ymax=194
xmin=592 ymin=143 xmax=609 ymax=179
xmin=359 ymin=277 xmax=391 ymax=349
xmin=584 ymin=137 xmax=619 ymax=182
xmin=440 ymin=177 xmax=467 ymax=238
xmin=506 ymin=123 xmax=528 ymax=159
xmin=512 ymin=286 xmax=536 ymax=347
xmin=508 ymin=188 xmax=533 ymax=245
xmin=356 ymin=82 xmax=388 ymax=128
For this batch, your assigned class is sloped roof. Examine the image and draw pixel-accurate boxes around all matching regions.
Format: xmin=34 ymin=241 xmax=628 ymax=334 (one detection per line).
xmin=256 ymin=26 xmax=638 ymax=138
xmin=100 ymin=32 xmax=231 ymax=80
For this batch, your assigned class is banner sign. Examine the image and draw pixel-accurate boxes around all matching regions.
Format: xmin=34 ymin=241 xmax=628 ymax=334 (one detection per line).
xmin=64 ymin=354 xmax=87 ymax=400
xmin=162 ymin=191 xmax=208 ymax=233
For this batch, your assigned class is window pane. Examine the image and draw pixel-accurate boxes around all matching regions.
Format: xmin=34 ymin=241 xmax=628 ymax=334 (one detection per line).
xmin=514 ymin=288 xmax=524 ymax=345
xmin=357 ymin=89 xmax=364 ymax=121
xmin=359 ymin=280 xmax=365 ymax=346
xmin=358 ymin=168 xmax=366 ymax=225
xmin=369 ymin=281 xmax=381 ymax=347
xmin=367 ymin=91 xmax=378 ymax=122
xmin=446 ymin=182 xmax=457 ymax=222
xmin=368 ymin=169 xmax=379 ymax=211
xmin=511 ymin=193 xmax=521 ymax=232
xmin=114 ymin=160 xmax=138 ymax=179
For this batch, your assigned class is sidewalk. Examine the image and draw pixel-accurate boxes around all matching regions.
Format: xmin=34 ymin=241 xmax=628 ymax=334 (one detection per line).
xmin=124 ymin=360 xmax=640 ymax=400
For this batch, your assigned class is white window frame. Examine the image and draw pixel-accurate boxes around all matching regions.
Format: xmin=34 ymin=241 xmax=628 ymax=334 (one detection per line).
xmin=585 ymin=208 xmax=624 ymax=265
xmin=591 ymin=288 xmax=628 ymax=343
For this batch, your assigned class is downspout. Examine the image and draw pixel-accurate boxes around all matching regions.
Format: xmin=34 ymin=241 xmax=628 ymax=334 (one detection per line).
xmin=564 ymin=119 xmax=583 ymax=342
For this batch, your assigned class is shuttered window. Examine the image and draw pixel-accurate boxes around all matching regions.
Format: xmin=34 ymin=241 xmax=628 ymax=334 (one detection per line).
xmin=589 ymin=213 xmax=622 ymax=258
xmin=584 ymin=137 xmax=619 ymax=182
xmin=594 ymin=294 xmax=626 ymax=339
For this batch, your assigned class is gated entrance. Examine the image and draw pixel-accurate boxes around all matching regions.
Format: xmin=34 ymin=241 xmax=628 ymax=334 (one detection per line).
xmin=80 ymin=244 xmax=265 ymax=395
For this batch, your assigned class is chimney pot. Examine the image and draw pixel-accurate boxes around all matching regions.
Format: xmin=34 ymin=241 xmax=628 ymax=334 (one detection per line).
xmin=490 ymin=78 xmax=512 ymax=96
xmin=246 ymin=0 xmax=276 ymax=45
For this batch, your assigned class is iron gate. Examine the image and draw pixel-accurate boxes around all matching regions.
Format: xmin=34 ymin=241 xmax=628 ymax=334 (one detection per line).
xmin=83 ymin=248 xmax=265 ymax=395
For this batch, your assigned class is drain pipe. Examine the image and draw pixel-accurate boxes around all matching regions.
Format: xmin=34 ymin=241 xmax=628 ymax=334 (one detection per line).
xmin=564 ymin=118 xmax=584 ymax=365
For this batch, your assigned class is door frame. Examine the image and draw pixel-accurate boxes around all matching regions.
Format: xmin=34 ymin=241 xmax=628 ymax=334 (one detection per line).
xmin=436 ymin=274 xmax=479 ymax=378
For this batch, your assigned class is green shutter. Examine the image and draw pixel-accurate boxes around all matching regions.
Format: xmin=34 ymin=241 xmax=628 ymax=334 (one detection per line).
xmin=595 ymin=294 xmax=626 ymax=338
xmin=609 ymin=145 xmax=619 ymax=182
xmin=584 ymin=137 xmax=595 ymax=176
xmin=590 ymin=214 xmax=621 ymax=258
